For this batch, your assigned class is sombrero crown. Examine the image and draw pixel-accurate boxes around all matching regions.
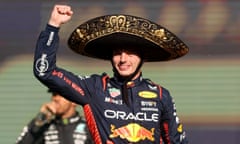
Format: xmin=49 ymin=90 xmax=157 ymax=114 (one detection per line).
xmin=68 ymin=14 xmax=189 ymax=62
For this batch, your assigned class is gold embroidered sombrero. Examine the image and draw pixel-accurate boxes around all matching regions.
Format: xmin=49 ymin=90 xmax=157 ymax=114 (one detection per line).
xmin=68 ymin=14 xmax=189 ymax=62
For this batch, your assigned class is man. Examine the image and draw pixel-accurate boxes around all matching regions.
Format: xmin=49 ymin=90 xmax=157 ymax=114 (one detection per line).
xmin=33 ymin=4 xmax=189 ymax=144
xmin=16 ymin=90 xmax=93 ymax=144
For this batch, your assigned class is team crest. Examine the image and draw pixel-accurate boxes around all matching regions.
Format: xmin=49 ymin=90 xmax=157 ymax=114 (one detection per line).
xmin=109 ymin=88 xmax=121 ymax=98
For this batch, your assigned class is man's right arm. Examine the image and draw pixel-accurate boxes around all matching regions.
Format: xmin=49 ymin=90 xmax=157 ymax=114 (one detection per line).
xmin=33 ymin=5 xmax=91 ymax=105
xmin=33 ymin=4 xmax=73 ymax=81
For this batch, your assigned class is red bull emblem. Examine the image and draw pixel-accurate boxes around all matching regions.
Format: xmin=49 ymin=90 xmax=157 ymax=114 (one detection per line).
xmin=109 ymin=123 xmax=155 ymax=142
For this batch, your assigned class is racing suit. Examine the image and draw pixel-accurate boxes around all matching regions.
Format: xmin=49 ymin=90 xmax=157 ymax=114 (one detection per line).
xmin=16 ymin=112 xmax=93 ymax=144
xmin=33 ymin=24 xmax=188 ymax=144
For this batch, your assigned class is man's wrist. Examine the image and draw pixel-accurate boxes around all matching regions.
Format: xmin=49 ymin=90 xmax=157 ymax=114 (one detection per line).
xmin=34 ymin=112 xmax=55 ymax=126
xmin=46 ymin=24 xmax=60 ymax=32
xmin=48 ymin=19 xmax=61 ymax=28
xmin=30 ymin=112 xmax=54 ymax=134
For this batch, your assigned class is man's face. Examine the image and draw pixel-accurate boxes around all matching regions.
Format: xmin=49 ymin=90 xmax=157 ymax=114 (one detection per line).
xmin=112 ymin=48 xmax=141 ymax=77
xmin=51 ymin=94 xmax=74 ymax=116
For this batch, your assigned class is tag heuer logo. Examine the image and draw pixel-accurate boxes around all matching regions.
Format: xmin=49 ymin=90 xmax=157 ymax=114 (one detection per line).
xmin=109 ymin=88 xmax=121 ymax=98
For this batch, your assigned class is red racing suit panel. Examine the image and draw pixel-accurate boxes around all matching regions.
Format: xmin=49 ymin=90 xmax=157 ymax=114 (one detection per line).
xmin=33 ymin=24 xmax=188 ymax=144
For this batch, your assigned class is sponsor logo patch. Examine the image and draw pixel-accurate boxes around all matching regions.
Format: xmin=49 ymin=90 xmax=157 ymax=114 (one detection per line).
xmin=109 ymin=123 xmax=155 ymax=142
xmin=75 ymin=123 xmax=86 ymax=133
xmin=177 ymin=124 xmax=183 ymax=133
xmin=35 ymin=54 xmax=48 ymax=76
xmin=109 ymin=88 xmax=121 ymax=98
xmin=138 ymin=91 xmax=157 ymax=98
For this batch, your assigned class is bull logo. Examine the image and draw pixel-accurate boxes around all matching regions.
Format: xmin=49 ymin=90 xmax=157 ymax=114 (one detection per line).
xmin=109 ymin=123 xmax=155 ymax=142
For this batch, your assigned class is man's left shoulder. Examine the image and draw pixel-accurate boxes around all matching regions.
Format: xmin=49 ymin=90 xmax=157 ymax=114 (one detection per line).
xmin=144 ymin=79 xmax=169 ymax=92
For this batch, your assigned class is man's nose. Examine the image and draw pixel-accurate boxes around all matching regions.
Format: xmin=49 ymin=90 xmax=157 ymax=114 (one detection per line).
xmin=120 ymin=52 xmax=128 ymax=62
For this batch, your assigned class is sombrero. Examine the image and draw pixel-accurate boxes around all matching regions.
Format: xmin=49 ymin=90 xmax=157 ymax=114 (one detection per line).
xmin=68 ymin=14 xmax=189 ymax=62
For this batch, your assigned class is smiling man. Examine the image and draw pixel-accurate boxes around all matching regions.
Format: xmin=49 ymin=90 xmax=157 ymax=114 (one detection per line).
xmin=33 ymin=4 xmax=189 ymax=144
xmin=112 ymin=48 xmax=142 ymax=77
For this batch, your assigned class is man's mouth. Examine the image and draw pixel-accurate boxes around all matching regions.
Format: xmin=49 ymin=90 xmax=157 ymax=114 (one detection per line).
xmin=118 ymin=65 xmax=130 ymax=71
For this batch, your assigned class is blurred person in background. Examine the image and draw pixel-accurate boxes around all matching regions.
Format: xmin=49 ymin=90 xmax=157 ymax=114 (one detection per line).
xmin=16 ymin=89 xmax=93 ymax=144
xmin=33 ymin=4 xmax=189 ymax=144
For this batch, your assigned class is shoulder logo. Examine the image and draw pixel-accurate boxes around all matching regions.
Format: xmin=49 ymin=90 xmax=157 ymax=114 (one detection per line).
xmin=138 ymin=91 xmax=157 ymax=98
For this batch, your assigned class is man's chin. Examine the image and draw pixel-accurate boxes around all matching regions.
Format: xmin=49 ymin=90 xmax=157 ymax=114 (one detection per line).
xmin=119 ymin=73 xmax=132 ymax=77
xmin=118 ymin=73 xmax=135 ymax=80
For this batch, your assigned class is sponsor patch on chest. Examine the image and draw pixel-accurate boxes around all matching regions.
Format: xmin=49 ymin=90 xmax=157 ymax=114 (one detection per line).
xmin=138 ymin=91 xmax=157 ymax=98
xmin=109 ymin=88 xmax=121 ymax=98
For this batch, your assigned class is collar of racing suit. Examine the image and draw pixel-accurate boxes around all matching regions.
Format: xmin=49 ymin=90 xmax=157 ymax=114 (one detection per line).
xmin=110 ymin=73 xmax=144 ymax=106
xmin=55 ymin=112 xmax=83 ymax=125
xmin=111 ymin=73 xmax=143 ymax=88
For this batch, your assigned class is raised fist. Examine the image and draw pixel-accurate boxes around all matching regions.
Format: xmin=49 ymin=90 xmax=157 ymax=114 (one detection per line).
xmin=48 ymin=5 xmax=73 ymax=27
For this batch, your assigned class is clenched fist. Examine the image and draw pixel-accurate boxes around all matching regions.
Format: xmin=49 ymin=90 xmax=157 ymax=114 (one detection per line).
xmin=48 ymin=5 xmax=73 ymax=27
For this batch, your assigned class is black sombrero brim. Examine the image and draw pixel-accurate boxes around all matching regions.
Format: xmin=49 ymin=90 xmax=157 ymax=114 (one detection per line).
xmin=68 ymin=14 xmax=189 ymax=62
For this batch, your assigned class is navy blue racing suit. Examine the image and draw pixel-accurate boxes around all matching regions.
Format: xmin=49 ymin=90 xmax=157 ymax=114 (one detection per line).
xmin=33 ymin=24 xmax=188 ymax=144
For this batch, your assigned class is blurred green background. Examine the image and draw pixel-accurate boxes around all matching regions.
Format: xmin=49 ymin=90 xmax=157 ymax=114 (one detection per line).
xmin=0 ymin=0 xmax=240 ymax=143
